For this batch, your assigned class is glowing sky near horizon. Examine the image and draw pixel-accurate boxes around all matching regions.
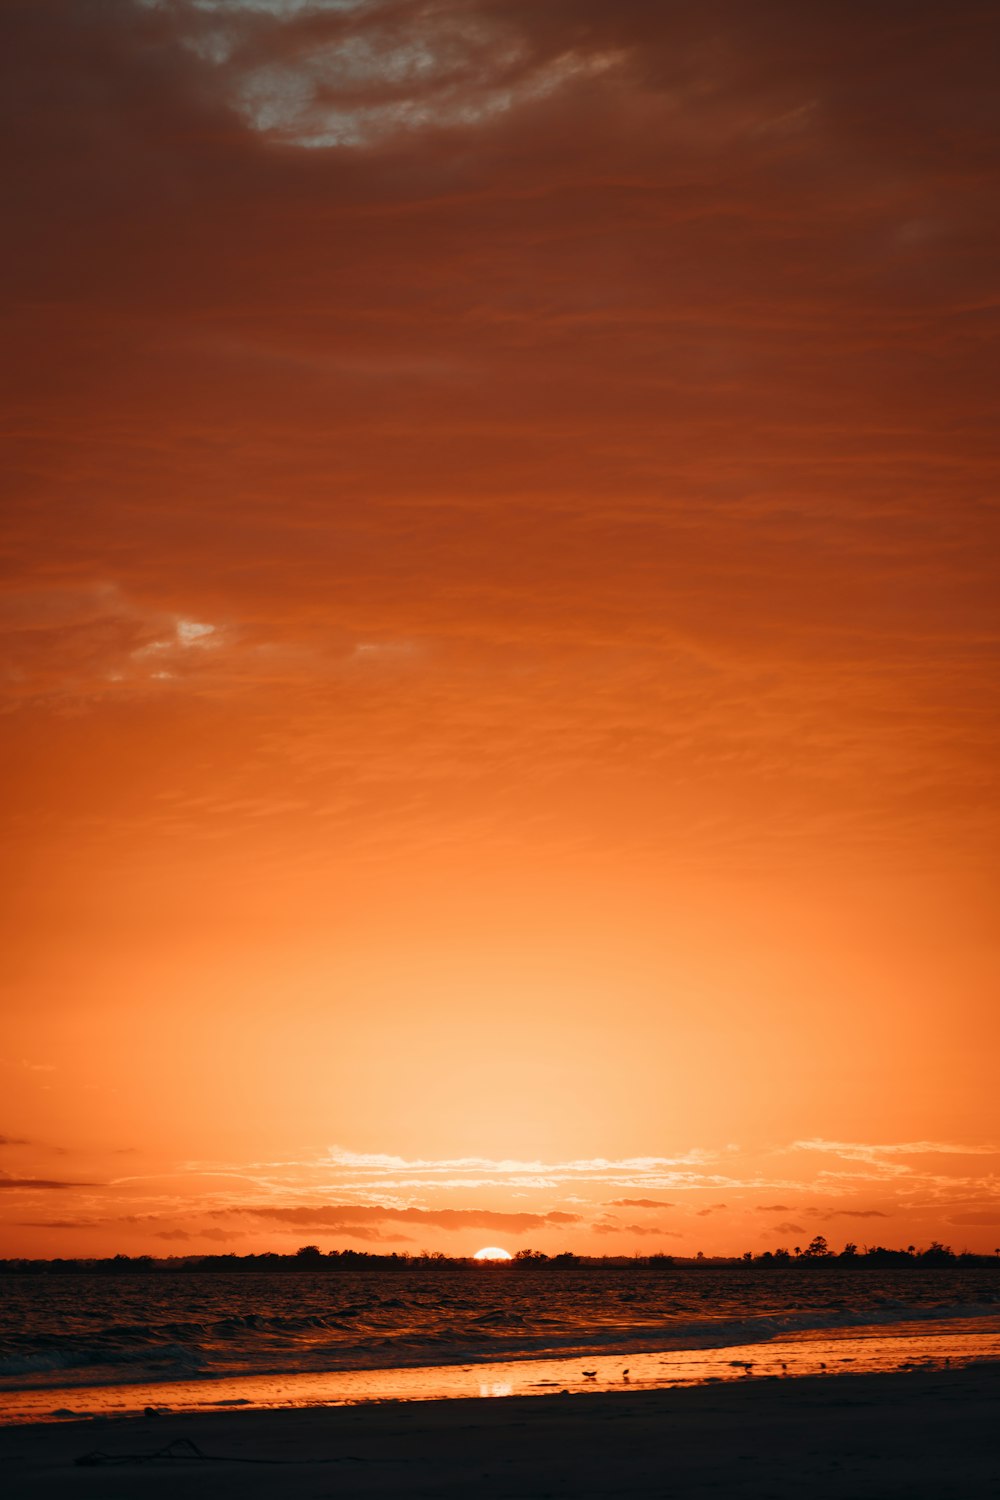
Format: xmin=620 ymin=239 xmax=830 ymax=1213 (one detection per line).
xmin=2 ymin=0 xmax=999 ymax=1259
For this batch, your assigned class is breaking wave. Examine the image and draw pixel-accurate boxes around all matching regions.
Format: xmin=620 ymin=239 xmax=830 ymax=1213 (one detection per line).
xmin=2 ymin=1266 xmax=997 ymax=1392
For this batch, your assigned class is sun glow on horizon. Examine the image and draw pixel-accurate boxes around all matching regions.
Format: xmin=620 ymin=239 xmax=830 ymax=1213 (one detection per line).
xmin=474 ymin=1246 xmax=513 ymax=1262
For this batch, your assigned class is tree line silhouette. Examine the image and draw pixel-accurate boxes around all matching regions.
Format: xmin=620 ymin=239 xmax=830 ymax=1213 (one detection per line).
xmin=1 ymin=1237 xmax=997 ymax=1274
xmin=748 ymin=1234 xmax=988 ymax=1265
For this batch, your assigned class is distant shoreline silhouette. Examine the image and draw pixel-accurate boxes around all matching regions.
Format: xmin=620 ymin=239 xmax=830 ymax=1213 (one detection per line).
xmin=2 ymin=1237 xmax=997 ymax=1274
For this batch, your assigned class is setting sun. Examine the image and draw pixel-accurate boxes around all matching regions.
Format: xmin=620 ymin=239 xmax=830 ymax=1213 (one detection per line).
xmin=474 ymin=1248 xmax=513 ymax=1262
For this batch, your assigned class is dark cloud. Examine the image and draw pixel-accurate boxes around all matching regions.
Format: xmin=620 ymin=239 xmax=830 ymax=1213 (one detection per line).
xmin=19 ymin=1215 xmax=243 ymax=1240
xmin=824 ymin=1209 xmax=890 ymax=1219
xmin=592 ymin=1221 xmax=680 ymax=1238
xmin=756 ymin=1204 xmax=791 ymax=1212
xmin=235 ymin=1204 xmax=583 ymax=1235
xmin=151 ymin=1224 xmax=245 ymax=1248
xmin=771 ymin=1222 xmax=807 ymax=1237
xmin=16 ymin=1219 xmax=101 ymax=1229
xmin=0 ymin=1175 xmax=102 ymax=1190
xmin=293 ymin=1223 xmax=417 ymax=1244
xmin=0 ymin=1136 xmax=30 ymax=1147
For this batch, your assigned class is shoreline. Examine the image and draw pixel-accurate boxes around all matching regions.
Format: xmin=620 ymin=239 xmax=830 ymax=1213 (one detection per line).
xmin=2 ymin=1361 xmax=999 ymax=1497
xmin=3 ymin=1318 xmax=1000 ymax=1425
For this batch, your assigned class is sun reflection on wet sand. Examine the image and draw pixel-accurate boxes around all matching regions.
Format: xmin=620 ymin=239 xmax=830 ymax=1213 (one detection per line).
xmin=478 ymin=1380 xmax=514 ymax=1398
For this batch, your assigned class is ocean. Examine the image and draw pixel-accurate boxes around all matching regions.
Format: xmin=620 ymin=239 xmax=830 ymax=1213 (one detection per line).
xmin=2 ymin=1263 xmax=999 ymax=1423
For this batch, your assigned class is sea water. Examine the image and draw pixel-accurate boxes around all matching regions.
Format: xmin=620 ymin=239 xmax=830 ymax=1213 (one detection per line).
xmin=2 ymin=1263 xmax=998 ymax=1422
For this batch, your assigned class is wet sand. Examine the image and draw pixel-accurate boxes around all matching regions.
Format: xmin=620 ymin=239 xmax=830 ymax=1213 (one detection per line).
xmin=3 ymin=1361 xmax=999 ymax=1498
xmin=5 ymin=1319 xmax=998 ymax=1423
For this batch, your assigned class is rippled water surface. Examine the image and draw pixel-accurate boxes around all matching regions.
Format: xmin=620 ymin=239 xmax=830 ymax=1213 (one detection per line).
xmin=2 ymin=1264 xmax=997 ymax=1394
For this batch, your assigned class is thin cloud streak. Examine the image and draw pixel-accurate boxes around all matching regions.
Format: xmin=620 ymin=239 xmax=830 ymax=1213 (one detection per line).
xmin=0 ymin=1177 xmax=103 ymax=1191
xmin=793 ymin=1141 xmax=1000 ymax=1164
xmin=323 ymin=1146 xmax=720 ymax=1178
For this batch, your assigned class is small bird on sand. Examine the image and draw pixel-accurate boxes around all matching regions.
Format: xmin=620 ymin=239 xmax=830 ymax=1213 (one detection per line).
xmin=622 ymin=1369 xmax=630 ymax=1381
xmin=582 ymin=1370 xmax=598 ymax=1379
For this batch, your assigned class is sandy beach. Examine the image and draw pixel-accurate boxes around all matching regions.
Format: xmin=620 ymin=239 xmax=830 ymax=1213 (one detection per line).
xmin=3 ymin=1362 xmax=998 ymax=1499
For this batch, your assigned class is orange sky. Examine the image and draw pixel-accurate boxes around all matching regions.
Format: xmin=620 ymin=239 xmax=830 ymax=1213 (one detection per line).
xmin=2 ymin=0 xmax=999 ymax=1259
